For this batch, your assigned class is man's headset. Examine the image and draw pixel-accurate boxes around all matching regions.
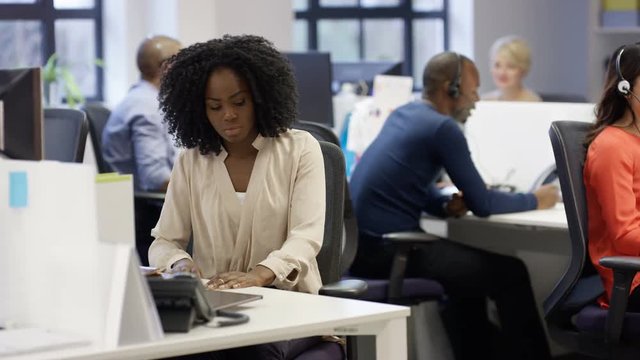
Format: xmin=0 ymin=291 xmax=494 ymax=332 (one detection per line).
xmin=448 ymin=52 xmax=462 ymax=99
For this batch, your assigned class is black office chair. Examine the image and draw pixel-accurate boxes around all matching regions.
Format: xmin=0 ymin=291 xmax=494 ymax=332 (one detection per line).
xmin=540 ymin=93 xmax=588 ymax=103
xmin=82 ymin=102 xmax=113 ymax=173
xmin=546 ymin=120 xmax=640 ymax=359
xmin=315 ymin=140 xmax=347 ymax=286
xmin=295 ymin=121 xmax=445 ymax=359
xmin=44 ymin=108 xmax=89 ymax=163
xmin=293 ymin=120 xmax=444 ymax=304
xmin=295 ymin=140 xmax=367 ymax=359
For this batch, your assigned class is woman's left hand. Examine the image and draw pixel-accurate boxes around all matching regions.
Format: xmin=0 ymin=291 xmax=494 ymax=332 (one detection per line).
xmin=207 ymin=266 xmax=275 ymax=290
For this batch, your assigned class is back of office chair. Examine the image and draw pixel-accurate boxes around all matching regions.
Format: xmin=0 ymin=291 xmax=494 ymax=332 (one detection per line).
xmin=44 ymin=108 xmax=89 ymax=163
xmin=294 ymin=120 xmax=340 ymax=146
xmin=82 ymin=102 xmax=112 ymax=173
xmin=316 ymin=141 xmax=345 ymax=285
xmin=291 ymin=121 xmax=360 ymax=275
xmin=540 ymin=93 xmax=588 ymax=103
xmin=545 ymin=120 xmax=596 ymax=316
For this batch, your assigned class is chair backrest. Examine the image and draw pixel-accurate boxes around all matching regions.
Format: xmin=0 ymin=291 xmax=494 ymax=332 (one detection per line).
xmin=292 ymin=121 xmax=359 ymax=276
xmin=293 ymin=120 xmax=340 ymax=146
xmin=540 ymin=93 xmax=588 ymax=103
xmin=82 ymin=102 xmax=112 ymax=173
xmin=44 ymin=108 xmax=89 ymax=163
xmin=545 ymin=120 xmax=594 ymax=316
xmin=316 ymin=141 xmax=346 ymax=285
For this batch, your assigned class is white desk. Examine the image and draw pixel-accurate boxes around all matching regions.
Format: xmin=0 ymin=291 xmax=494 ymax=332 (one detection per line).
xmin=421 ymin=204 xmax=570 ymax=301
xmin=421 ymin=203 xmax=567 ymax=238
xmin=9 ymin=287 xmax=410 ymax=360
xmin=474 ymin=203 xmax=567 ymax=229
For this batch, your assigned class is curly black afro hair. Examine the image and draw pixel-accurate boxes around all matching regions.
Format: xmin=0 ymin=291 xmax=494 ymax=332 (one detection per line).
xmin=159 ymin=34 xmax=298 ymax=155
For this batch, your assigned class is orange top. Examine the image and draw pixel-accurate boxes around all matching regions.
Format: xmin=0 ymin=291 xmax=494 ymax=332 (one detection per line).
xmin=584 ymin=126 xmax=640 ymax=307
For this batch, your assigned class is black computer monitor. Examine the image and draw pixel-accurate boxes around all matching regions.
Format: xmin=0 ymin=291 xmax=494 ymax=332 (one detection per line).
xmin=332 ymin=61 xmax=404 ymax=95
xmin=0 ymin=67 xmax=44 ymax=160
xmin=283 ymin=52 xmax=334 ymax=127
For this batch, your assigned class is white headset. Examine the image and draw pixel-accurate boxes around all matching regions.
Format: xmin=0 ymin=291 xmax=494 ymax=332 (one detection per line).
xmin=616 ymin=47 xmax=631 ymax=95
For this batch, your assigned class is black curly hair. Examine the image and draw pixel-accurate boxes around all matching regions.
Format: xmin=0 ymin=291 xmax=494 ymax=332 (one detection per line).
xmin=159 ymin=34 xmax=298 ymax=155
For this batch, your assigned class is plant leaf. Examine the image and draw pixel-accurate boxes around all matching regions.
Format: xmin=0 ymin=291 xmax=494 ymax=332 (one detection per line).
xmin=43 ymin=53 xmax=59 ymax=83
xmin=60 ymin=68 xmax=85 ymax=107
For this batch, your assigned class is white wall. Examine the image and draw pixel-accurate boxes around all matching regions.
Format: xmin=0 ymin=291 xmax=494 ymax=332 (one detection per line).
xmin=472 ymin=0 xmax=589 ymax=99
xmin=102 ymin=0 xmax=294 ymax=107
xmin=208 ymin=0 xmax=294 ymax=51
xmin=448 ymin=0 xmax=474 ymax=58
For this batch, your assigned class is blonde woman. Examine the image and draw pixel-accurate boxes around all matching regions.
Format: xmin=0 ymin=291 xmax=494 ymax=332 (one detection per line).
xmin=482 ymin=35 xmax=541 ymax=102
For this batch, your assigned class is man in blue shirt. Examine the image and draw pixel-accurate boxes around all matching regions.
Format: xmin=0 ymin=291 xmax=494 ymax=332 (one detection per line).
xmin=102 ymin=35 xmax=181 ymax=266
xmin=102 ymin=35 xmax=181 ymax=191
xmin=349 ymin=52 xmax=558 ymax=360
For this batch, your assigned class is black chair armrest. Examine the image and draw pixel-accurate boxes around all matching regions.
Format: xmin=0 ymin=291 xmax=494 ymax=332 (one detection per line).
xmin=599 ymin=256 xmax=640 ymax=272
xmin=382 ymin=231 xmax=441 ymax=302
xmin=383 ymin=231 xmax=441 ymax=243
xmin=134 ymin=191 xmax=166 ymax=201
xmin=599 ymin=256 xmax=640 ymax=345
xmin=319 ymin=279 xmax=368 ymax=299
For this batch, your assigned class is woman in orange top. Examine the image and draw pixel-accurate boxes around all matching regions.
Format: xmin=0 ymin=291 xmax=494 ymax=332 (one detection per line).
xmin=584 ymin=43 xmax=640 ymax=308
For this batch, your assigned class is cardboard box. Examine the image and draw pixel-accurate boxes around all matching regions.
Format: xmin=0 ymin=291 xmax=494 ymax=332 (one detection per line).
xmin=603 ymin=0 xmax=640 ymax=11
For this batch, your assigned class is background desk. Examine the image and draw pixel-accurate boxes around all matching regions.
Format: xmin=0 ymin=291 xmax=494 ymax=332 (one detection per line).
xmin=9 ymin=286 xmax=410 ymax=360
xmin=421 ymin=204 xmax=571 ymax=354
xmin=421 ymin=204 xmax=570 ymax=306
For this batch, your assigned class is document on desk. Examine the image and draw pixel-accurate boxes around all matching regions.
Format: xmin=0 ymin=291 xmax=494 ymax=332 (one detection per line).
xmin=0 ymin=328 xmax=89 ymax=356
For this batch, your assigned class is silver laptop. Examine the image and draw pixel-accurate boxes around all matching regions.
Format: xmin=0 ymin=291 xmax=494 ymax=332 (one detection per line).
xmin=202 ymin=289 xmax=262 ymax=311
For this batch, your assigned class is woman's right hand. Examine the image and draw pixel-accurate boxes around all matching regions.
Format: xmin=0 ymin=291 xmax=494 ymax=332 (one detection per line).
xmin=170 ymin=258 xmax=201 ymax=277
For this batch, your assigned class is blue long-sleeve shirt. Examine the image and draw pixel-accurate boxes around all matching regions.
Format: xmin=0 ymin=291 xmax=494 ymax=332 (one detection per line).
xmin=349 ymin=101 xmax=537 ymax=237
xmin=102 ymin=81 xmax=176 ymax=191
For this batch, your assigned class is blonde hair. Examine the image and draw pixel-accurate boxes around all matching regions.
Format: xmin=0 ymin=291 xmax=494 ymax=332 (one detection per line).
xmin=490 ymin=35 xmax=532 ymax=74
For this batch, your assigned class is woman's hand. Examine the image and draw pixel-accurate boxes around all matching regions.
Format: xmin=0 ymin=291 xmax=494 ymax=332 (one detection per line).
xmin=207 ymin=265 xmax=276 ymax=290
xmin=170 ymin=258 xmax=201 ymax=277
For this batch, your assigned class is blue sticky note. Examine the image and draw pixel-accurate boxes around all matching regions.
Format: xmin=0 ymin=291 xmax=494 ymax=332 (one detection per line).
xmin=9 ymin=171 xmax=28 ymax=208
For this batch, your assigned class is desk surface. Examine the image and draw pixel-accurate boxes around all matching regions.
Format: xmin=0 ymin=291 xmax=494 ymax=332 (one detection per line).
xmin=421 ymin=203 xmax=568 ymax=239
xmin=466 ymin=203 xmax=568 ymax=229
xmin=10 ymin=286 xmax=410 ymax=360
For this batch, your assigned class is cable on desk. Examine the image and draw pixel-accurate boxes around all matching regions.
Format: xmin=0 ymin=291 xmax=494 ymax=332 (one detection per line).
xmin=205 ymin=310 xmax=250 ymax=328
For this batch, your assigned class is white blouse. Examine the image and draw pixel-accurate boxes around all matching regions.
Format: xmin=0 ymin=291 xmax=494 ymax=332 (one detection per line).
xmin=149 ymin=130 xmax=326 ymax=294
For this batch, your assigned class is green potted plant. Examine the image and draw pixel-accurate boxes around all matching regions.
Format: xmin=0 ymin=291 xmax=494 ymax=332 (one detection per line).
xmin=43 ymin=53 xmax=103 ymax=108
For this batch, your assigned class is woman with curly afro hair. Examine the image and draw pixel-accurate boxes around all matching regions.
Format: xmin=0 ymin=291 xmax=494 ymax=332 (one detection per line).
xmin=148 ymin=35 xmax=328 ymax=359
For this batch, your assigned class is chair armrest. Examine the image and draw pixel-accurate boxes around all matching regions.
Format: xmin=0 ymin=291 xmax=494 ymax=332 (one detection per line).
xmin=599 ymin=256 xmax=640 ymax=272
xmin=382 ymin=231 xmax=441 ymax=302
xmin=134 ymin=191 xmax=166 ymax=201
xmin=599 ymin=256 xmax=640 ymax=345
xmin=382 ymin=231 xmax=441 ymax=243
xmin=319 ymin=279 xmax=368 ymax=299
